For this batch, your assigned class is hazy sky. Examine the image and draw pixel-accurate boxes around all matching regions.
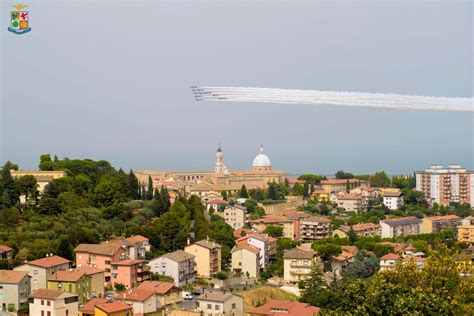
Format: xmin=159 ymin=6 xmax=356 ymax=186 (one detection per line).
xmin=1 ymin=0 xmax=473 ymax=175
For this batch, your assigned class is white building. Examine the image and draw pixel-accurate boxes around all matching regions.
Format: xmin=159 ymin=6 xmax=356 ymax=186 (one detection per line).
xmin=416 ymin=164 xmax=474 ymax=206
xmin=380 ymin=217 xmax=422 ymax=238
xmin=29 ymin=289 xmax=78 ymax=316
xmin=379 ymin=253 xmax=401 ymax=272
xmin=223 ymin=205 xmax=247 ymax=229
xmin=195 ymin=291 xmax=243 ymax=316
xmin=148 ymin=250 xmax=196 ymax=287
xmin=383 ymin=191 xmax=404 ymax=210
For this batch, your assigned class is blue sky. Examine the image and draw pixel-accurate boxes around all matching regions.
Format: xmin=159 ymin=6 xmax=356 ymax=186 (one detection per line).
xmin=1 ymin=0 xmax=472 ymax=174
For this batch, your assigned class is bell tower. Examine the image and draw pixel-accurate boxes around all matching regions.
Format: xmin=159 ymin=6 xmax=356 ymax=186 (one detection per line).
xmin=215 ymin=143 xmax=224 ymax=174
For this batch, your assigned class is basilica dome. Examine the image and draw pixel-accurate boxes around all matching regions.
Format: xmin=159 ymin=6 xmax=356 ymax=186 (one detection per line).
xmin=252 ymin=145 xmax=271 ymax=170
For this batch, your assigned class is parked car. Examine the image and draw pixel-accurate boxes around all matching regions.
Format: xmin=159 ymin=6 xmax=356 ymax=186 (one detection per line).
xmin=192 ymin=288 xmax=204 ymax=296
xmin=182 ymin=291 xmax=193 ymax=300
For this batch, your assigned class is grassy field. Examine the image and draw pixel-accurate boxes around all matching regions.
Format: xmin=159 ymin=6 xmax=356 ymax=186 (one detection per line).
xmin=237 ymin=285 xmax=298 ymax=312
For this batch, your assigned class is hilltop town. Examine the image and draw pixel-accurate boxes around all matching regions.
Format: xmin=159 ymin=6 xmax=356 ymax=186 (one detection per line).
xmin=0 ymin=150 xmax=473 ymax=316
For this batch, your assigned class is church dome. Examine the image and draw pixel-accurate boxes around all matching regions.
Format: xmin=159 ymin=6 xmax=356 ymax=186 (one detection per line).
xmin=252 ymin=145 xmax=271 ymax=168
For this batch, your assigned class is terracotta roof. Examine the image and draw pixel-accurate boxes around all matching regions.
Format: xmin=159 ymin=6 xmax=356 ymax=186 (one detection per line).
xmin=192 ymin=240 xmax=221 ymax=250
xmin=424 ymin=215 xmax=460 ymax=221
xmin=248 ymin=299 xmax=320 ymax=316
xmin=95 ymin=301 xmax=133 ymax=313
xmin=76 ymin=266 xmax=104 ymax=275
xmin=380 ymin=253 xmax=400 ymax=260
xmin=0 ymin=245 xmax=13 ymax=252
xmin=233 ymin=228 xmax=253 ymax=239
xmin=27 ymin=255 xmax=70 ymax=268
xmin=341 ymin=246 xmax=358 ymax=255
xmin=283 ymin=211 xmax=311 ymax=220
xmin=116 ymin=288 xmax=155 ymax=301
xmin=124 ymin=235 xmax=149 ymax=244
xmin=232 ymin=244 xmax=260 ymax=255
xmin=321 ymin=179 xmax=361 ymax=185
xmin=351 ymin=223 xmax=380 ymax=232
xmin=381 ymin=216 xmax=422 ymax=226
xmin=161 ymin=250 xmax=195 ymax=262
xmin=136 ymin=281 xmax=177 ymax=295
xmin=207 ymin=199 xmax=226 ymax=205
xmin=30 ymin=289 xmax=77 ymax=300
xmin=0 ymin=270 xmax=28 ymax=284
xmin=75 ymin=243 xmax=124 ymax=256
xmin=48 ymin=269 xmax=87 ymax=282
xmin=302 ymin=216 xmax=332 ymax=223
xmin=110 ymin=259 xmax=147 ymax=266
xmin=377 ymin=242 xmax=408 ymax=252
xmin=332 ymin=251 xmax=355 ymax=262
xmin=283 ymin=248 xmax=317 ymax=259
xmin=252 ymin=216 xmax=292 ymax=224
xmin=80 ymin=297 xmax=108 ymax=313
xmin=195 ymin=291 xmax=238 ymax=303
xmin=403 ymin=256 xmax=427 ymax=263
xmin=336 ymin=193 xmax=361 ymax=200
xmin=383 ymin=190 xmax=402 ymax=197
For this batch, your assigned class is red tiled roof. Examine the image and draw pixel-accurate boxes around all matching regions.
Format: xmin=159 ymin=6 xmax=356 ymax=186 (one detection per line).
xmin=380 ymin=253 xmax=400 ymax=260
xmin=252 ymin=216 xmax=292 ymax=224
xmin=351 ymin=223 xmax=379 ymax=232
xmin=27 ymin=255 xmax=70 ymax=268
xmin=48 ymin=269 xmax=87 ymax=282
xmin=0 ymin=270 xmax=28 ymax=284
xmin=137 ymin=281 xmax=177 ymax=295
xmin=124 ymin=235 xmax=149 ymax=244
xmin=302 ymin=216 xmax=332 ymax=223
xmin=321 ymin=179 xmax=361 ymax=185
xmin=233 ymin=228 xmax=253 ymax=239
xmin=80 ymin=298 xmax=108 ymax=313
xmin=341 ymin=246 xmax=358 ymax=255
xmin=95 ymin=301 xmax=132 ymax=313
xmin=207 ymin=199 xmax=226 ymax=205
xmin=403 ymin=256 xmax=427 ymax=263
xmin=116 ymin=288 xmax=155 ymax=301
xmin=0 ymin=245 xmax=13 ymax=252
xmin=110 ymin=259 xmax=147 ymax=266
xmin=424 ymin=215 xmax=460 ymax=221
xmin=332 ymin=251 xmax=355 ymax=262
xmin=30 ymin=289 xmax=76 ymax=300
xmin=232 ymin=244 xmax=260 ymax=255
xmin=248 ymin=299 xmax=320 ymax=316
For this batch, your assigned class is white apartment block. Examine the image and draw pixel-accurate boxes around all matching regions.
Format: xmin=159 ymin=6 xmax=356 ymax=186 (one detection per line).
xmin=380 ymin=217 xmax=422 ymax=238
xmin=416 ymin=165 xmax=474 ymax=206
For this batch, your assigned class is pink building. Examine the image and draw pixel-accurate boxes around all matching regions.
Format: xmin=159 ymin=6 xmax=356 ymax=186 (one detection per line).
xmin=74 ymin=244 xmax=126 ymax=283
xmin=111 ymin=259 xmax=150 ymax=289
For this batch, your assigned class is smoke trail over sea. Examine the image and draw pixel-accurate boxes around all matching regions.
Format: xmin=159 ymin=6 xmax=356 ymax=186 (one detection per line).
xmin=191 ymin=87 xmax=473 ymax=112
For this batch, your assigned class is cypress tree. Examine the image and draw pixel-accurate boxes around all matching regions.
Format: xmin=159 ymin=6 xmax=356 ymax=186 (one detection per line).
xmin=146 ymin=176 xmax=153 ymax=200
xmin=239 ymin=184 xmax=249 ymax=198
xmin=160 ymin=186 xmax=171 ymax=212
xmin=128 ymin=170 xmax=140 ymax=200
xmin=1 ymin=165 xmax=18 ymax=208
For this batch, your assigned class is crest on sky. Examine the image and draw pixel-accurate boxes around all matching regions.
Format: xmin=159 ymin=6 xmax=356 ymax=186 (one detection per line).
xmin=8 ymin=4 xmax=31 ymax=34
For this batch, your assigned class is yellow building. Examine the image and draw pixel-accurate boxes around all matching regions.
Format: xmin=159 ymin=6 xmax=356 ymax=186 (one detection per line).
xmin=251 ymin=215 xmax=295 ymax=240
xmin=94 ymin=301 xmax=133 ymax=316
xmin=458 ymin=216 xmax=474 ymax=243
xmin=47 ymin=269 xmax=92 ymax=304
xmin=185 ymin=240 xmax=221 ymax=278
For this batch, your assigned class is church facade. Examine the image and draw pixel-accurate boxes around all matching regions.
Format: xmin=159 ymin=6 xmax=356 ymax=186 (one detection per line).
xmin=136 ymin=145 xmax=286 ymax=197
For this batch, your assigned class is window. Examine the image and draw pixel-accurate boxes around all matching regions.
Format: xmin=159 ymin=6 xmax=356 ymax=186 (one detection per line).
xmin=41 ymin=311 xmax=44 ymax=316
xmin=66 ymin=310 xmax=68 ymax=316
xmin=215 ymin=305 xmax=220 ymax=310
xmin=232 ymin=303 xmax=236 ymax=309
xmin=47 ymin=312 xmax=51 ymax=316
xmin=34 ymin=270 xmax=38 ymax=275
xmin=47 ymin=300 xmax=50 ymax=306
xmin=105 ymin=260 xmax=111 ymax=265
xmin=41 ymin=300 xmax=44 ymax=305
xmin=207 ymin=304 xmax=212 ymax=309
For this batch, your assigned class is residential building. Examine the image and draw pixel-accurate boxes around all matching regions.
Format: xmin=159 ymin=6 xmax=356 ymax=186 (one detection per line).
xmin=109 ymin=235 xmax=151 ymax=260
xmin=380 ymin=217 xmax=422 ymax=238
xmin=299 ymin=216 xmax=333 ymax=240
xmin=416 ymin=164 xmax=474 ymax=206
xmin=331 ymin=251 xmax=356 ymax=276
xmin=29 ymin=288 xmax=78 ymax=316
xmin=0 ymin=270 xmax=30 ymax=312
xmin=223 ymin=205 xmax=247 ymax=229
xmin=231 ymin=244 xmax=260 ymax=278
xmin=331 ymin=193 xmax=366 ymax=213
xmin=48 ymin=269 xmax=92 ymax=304
xmin=116 ymin=288 xmax=157 ymax=316
xmin=333 ymin=223 xmax=380 ymax=238
xmin=94 ymin=301 xmax=133 ymax=316
xmin=283 ymin=248 xmax=322 ymax=283
xmin=136 ymin=281 xmax=182 ymax=309
xmin=74 ymin=243 xmax=127 ymax=283
xmin=0 ymin=245 xmax=13 ymax=263
xmin=148 ymin=250 xmax=196 ymax=287
xmin=251 ymin=215 xmax=295 ymax=239
xmin=237 ymin=234 xmax=277 ymax=269
xmin=233 ymin=228 xmax=254 ymax=239
xmin=14 ymin=255 xmax=70 ymax=292
xmin=206 ymin=199 xmax=227 ymax=212
xmin=185 ymin=240 xmax=221 ymax=278
xmin=377 ymin=242 xmax=412 ymax=254
xmin=77 ymin=266 xmax=105 ymax=298
xmin=403 ymin=256 xmax=428 ymax=270
xmin=11 ymin=170 xmax=66 ymax=203
xmin=79 ymin=297 xmax=108 ymax=316
xmin=111 ymin=259 xmax=150 ymax=289
xmin=382 ymin=190 xmax=404 ymax=210
xmin=422 ymin=215 xmax=461 ymax=234
xmin=195 ymin=291 xmax=243 ymax=316
xmin=283 ymin=211 xmax=311 ymax=240
xmin=320 ymin=179 xmax=367 ymax=193
xmin=379 ymin=253 xmax=401 ymax=271
xmin=248 ymin=300 xmax=320 ymax=316
xmin=458 ymin=216 xmax=474 ymax=243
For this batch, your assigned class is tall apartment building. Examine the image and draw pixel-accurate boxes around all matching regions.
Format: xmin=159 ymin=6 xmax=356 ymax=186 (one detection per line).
xmin=422 ymin=215 xmax=461 ymax=235
xmin=416 ymin=165 xmax=474 ymax=206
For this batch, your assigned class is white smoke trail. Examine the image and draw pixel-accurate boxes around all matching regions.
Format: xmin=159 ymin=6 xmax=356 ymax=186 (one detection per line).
xmin=191 ymin=86 xmax=473 ymax=112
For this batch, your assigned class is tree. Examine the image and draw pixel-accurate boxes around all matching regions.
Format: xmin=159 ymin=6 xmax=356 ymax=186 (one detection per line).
xmin=221 ymin=190 xmax=228 ymax=201
xmin=1 ymin=165 xmax=18 ymax=208
xmin=57 ymin=235 xmax=73 ymax=260
xmin=264 ymin=225 xmax=284 ymax=238
xmin=160 ymin=186 xmax=171 ymax=212
xmin=347 ymin=228 xmax=358 ymax=244
xmin=292 ymin=183 xmax=304 ymax=196
xmin=369 ymin=171 xmax=391 ymax=187
xmin=15 ymin=175 xmax=38 ymax=207
xmin=335 ymin=170 xmax=354 ymax=179
xmin=343 ymin=250 xmax=379 ymax=279
xmin=312 ymin=243 xmax=342 ymax=261
xmin=299 ymin=268 xmax=340 ymax=309
xmin=37 ymin=197 xmax=61 ymax=215
xmin=154 ymin=201 xmax=191 ymax=251
xmin=239 ymin=184 xmax=249 ymax=199
xmin=146 ymin=176 xmax=153 ymax=200
xmin=267 ymin=182 xmax=285 ymax=200
xmin=303 ymin=182 xmax=310 ymax=198
xmin=128 ymin=170 xmax=140 ymax=200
